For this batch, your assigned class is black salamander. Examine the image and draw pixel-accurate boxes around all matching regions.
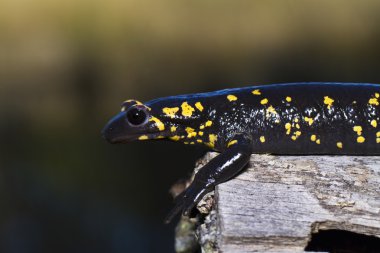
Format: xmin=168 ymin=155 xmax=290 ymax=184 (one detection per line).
xmin=102 ymin=82 xmax=380 ymax=222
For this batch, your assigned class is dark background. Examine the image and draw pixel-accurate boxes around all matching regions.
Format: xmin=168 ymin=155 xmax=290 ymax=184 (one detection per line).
xmin=1 ymin=1 xmax=380 ymax=252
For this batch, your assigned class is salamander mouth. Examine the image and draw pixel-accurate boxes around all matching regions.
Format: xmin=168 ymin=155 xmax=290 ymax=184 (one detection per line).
xmin=102 ymin=128 xmax=170 ymax=144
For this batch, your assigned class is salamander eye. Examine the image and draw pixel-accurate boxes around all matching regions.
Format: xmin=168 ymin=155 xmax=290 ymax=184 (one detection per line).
xmin=126 ymin=107 xmax=148 ymax=126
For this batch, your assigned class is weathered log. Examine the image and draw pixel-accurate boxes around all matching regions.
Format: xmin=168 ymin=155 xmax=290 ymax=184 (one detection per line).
xmin=175 ymin=153 xmax=380 ymax=253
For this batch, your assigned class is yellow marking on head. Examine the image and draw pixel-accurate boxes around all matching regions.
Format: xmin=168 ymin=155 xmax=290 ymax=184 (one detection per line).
xmin=304 ymin=117 xmax=314 ymax=126
xmin=323 ymin=96 xmax=334 ymax=109
xmin=170 ymin=126 xmax=177 ymax=132
xmin=124 ymin=99 xmax=143 ymax=105
xmin=377 ymin=131 xmax=380 ymax=137
xmin=316 ymin=139 xmax=321 ymax=144
xmin=227 ymin=140 xmax=238 ymax=147
xmin=285 ymin=122 xmax=292 ymax=135
xmin=181 ymin=102 xmax=195 ymax=117
xmin=162 ymin=107 xmax=179 ymax=118
xmin=376 ymin=93 xmax=380 ymax=98
xmin=252 ymin=89 xmax=261 ymax=95
xmin=138 ymin=135 xmax=149 ymax=140
xmin=149 ymin=116 xmax=165 ymax=131
xmin=260 ymin=98 xmax=268 ymax=105
xmin=260 ymin=136 xmax=266 ymax=143
xmin=353 ymin=125 xmax=362 ymax=135
xmin=371 ymin=119 xmax=377 ymax=128
xmin=194 ymin=102 xmax=204 ymax=112
xmin=286 ymin=96 xmax=292 ymax=102
xmin=227 ymin=95 xmax=238 ymax=101
xmin=337 ymin=142 xmax=343 ymax=149
xmin=369 ymin=97 xmax=379 ymax=106
xmin=357 ymin=136 xmax=365 ymax=143
xmin=205 ymin=120 xmax=213 ymax=127
xmin=197 ymin=139 xmax=203 ymax=143
xmin=170 ymin=136 xmax=180 ymax=141
xmin=310 ymin=134 xmax=316 ymax=142
xmin=198 ymin=131 xmax=204 ymax=136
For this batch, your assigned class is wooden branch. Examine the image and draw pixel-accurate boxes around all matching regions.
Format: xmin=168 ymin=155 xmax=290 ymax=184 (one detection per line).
xmin=175 ymin=153 xmax=380 ymax=253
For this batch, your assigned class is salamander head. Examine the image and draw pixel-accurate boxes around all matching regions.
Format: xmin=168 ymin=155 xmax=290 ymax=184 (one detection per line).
xmin=102 ymin=98 xmax=206 ymax=144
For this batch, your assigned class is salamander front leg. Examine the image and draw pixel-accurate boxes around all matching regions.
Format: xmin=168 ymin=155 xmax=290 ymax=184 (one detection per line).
xmin=165 ymin=133 xmax=252 ymax=223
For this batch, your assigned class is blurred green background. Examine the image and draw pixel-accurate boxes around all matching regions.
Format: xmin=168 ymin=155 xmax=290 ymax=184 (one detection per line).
xmin=1 ymin=0 xmax=380 ymax=252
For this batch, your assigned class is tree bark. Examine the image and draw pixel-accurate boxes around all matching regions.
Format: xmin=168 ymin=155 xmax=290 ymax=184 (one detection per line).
xmin=187 ymin=153 xmax=380 ymax=253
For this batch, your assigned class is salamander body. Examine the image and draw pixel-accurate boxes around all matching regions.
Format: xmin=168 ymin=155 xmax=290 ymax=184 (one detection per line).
xmin=102 ymin=82 xmax=380 ymax=222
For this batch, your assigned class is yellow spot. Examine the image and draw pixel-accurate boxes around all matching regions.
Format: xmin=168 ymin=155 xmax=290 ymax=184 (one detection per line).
xmin=266 ymin=106 xmax=277 ymax=115
xmin=324 ymin=96 xmax=334 ymax=109
xmin=252 ymin=89 xmax=261 ymax=95
xmin=197 ymin=139 xmax=203 ymax=143
xmin=316 ymin=139 xmax=321 ymax=144
xmin=199 ymin=124 xmax=205 ymax=129
xmin=156 ymin=136 xmax=164 ymax=139
xmin=310 ymin=134 xmax=316 ymax=142
xmin=296 ymin=123 xmax=300 ymax=129
xmin=198 ymin=131 xmax=204 ymax=136
xmin=294 ymin=118 xmax=299 ymax=123
xmin=285 ymin=122 xmax=292 ymax=135
xmin=260 ymin=98 xmax=268 ymax=105
xmin=227 ymin=95 xmax=238 ymax=101
xmin=181 ymin=102 xmax=195 ymax=117
xmin=377 ymin=138 xmax=380 ymax=143
xmin=190 ymin=142 xmax=194 ymax=145
xmin=195 ymin=102 xmax=204 ymax=112
xmin=149 ymin=117 xmax=165 ymax=131
xmin=304 ymin=117 xmax=314 ymax=126
xmin=185 ymin=127 xmax=197 ymax=138
xmin=170 ymin=136 xmax=180 ymax=141
xmin=337 ymin=142 xmax=343 ymax=149
xmin=353 ymin=125 xmax=362 ymax=135
xmin=357 ymin=136 xmax=365 ymax=143
xmin=376 ymin=93 xmax=380 ymax=98
xmin=138 ymin=135 xmax=149 ymax=140
xmin=291 ymin=131 xmax=301 ymax=141
xmin=170 ymin=126 xmax=177 ymax=132
xmin=260 ymin=136 xmax=265 ymax=143
xmin=369 ymin=98 xmax=379 ymax=106
xmin=377 ymin=131 xmax=380 ymax=137
xmin=184 ymin=142 xmax=189 ymax=144
xmin=206 ymin=134 xmax=218 ymax=148
xmin=187 ymin=132 xmax=197 ymax=138
xmin=286 ymin=96 xmax=292 ymax=102
xmin=205 ymin=120 xmax=213 ymax=127
xmin=371 ymin=119 xmax=377 ymax=128
xmin=162 ymin=107 xmax=179 ymax=118
xmin=227 ymin=140 xmax=238 ymax=147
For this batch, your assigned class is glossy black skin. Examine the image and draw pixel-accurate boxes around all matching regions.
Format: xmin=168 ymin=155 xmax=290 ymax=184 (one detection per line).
xmin=102 ymin=83 xmax=380 ymax=222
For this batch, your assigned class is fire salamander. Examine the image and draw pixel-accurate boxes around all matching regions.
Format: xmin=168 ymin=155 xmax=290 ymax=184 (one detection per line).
xmin=102 ymin=82 xmax=380 ymax=222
